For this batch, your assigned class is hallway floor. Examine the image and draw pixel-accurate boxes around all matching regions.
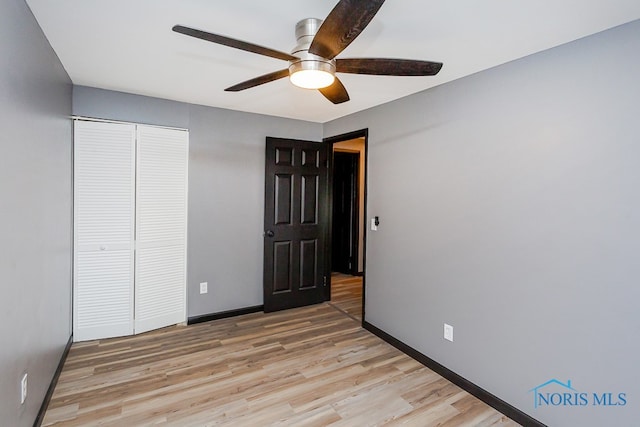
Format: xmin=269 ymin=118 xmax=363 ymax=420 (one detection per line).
xmin=329 ymin=272 xmax=363 ymax=322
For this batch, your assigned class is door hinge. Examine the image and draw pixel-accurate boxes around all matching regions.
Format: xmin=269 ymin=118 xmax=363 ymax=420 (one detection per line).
xmin=326 ymin=159 xmax=329 ymax=168
xmin=323 ymin=276 xmax=327 ymax=287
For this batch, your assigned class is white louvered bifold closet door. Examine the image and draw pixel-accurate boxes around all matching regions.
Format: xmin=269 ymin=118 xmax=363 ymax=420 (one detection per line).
xmin=74 ymin=120 xmax=136 ymax=341
xmin=134 ymin=125 xmax=188 ymax=334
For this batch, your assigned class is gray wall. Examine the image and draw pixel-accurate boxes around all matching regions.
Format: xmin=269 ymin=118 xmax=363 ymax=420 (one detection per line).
xmin=325 ymin=20 xmax=640 ymax=427
xmin=0 ymin=0 xmax=73 ymax=426
xmin=73 ymin=87 xmax=323 ymax=317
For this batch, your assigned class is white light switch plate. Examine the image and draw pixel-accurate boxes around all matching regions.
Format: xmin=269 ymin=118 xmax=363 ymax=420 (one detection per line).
xmin=199 ymin=282 xmax=208 ymax=294
xmin=444 ymin=323 xmax=454 ymax=342
xmin=370 ymin=218 xmax=378 ymax=231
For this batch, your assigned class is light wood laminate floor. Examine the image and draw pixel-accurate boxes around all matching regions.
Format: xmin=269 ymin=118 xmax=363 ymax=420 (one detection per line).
xmin=43 ymin=291 xmax=519 ymax=426
xmin=328 ymin=272 xmax=363 ymax=322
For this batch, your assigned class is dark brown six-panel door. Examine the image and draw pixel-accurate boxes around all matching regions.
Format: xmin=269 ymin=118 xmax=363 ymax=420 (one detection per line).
xmin=264 ymin=137 xmax=329 ymax=312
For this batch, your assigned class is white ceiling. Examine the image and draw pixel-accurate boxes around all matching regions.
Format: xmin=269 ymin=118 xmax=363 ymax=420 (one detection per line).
xmin=26 ymin=1 xmax=640 ymax=123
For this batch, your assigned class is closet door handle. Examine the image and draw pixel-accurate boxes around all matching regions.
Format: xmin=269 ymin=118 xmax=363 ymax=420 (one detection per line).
xmin=264 ymin=230 xmax=275 ymax=238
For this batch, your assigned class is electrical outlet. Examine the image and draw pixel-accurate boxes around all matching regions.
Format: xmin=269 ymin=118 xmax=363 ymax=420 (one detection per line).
xmin=444 ymin=323 xmax=454 ymax=342
xmin=20 ymin=373 xmax=27 ymax=404
xmin=199 ymin=282 xmax=208 ymax=294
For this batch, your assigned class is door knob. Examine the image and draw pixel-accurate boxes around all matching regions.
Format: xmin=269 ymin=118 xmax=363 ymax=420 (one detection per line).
xmin=265 ymin=230 xmax=275 ymax=237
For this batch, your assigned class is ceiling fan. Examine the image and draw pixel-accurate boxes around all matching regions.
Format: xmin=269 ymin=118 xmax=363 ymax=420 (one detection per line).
xmin=173 ymin=0 xmax=442 ymax=104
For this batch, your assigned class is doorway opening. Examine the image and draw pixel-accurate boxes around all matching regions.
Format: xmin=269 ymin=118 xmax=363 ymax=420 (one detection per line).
xmin=325 ymin=130 xmax=367 ymax=323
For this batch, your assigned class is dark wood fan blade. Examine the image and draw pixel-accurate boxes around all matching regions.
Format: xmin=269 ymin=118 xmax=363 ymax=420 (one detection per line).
xmin=309 ymin=0 xmax=385 ymax=60
xmin=336 ymin=58 xmax=443 ymax=76
xmin=319 ymin=77 xmax=350 ymax=104
xmin=225 ymin=69 xmax=290 ymax=92
xmin=173 ymin=25 xmax=298 ymax=62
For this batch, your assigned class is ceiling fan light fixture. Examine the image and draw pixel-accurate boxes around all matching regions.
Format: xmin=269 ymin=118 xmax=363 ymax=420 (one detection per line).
xmin=290 ymin=68 xmax=335 ymax=89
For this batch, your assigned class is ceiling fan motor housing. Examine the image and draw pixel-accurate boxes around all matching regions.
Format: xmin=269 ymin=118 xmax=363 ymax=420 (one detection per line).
xmin=289 ymin=18 xmax=336 ymax=82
